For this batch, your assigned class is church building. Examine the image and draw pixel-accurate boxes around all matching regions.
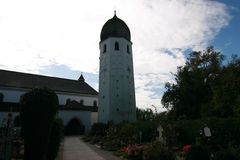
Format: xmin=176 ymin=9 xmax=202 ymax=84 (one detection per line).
xmin=98 ymin=12 xmax=136 ymax=123
xmin=0 ymin=70 xmax=98 ymax=132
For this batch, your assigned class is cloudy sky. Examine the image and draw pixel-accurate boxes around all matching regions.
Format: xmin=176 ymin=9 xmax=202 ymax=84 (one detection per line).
xmin=0 ymin=0 xmax=239 ymax=111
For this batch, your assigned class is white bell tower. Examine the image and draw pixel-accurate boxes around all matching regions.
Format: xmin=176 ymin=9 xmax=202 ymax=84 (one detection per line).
xmin=98 ymin=12 xmax=136 ymax=124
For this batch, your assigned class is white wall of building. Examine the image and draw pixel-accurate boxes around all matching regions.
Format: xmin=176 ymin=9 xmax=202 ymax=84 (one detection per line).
xmin=0 ymin=88 xmax=28 ymax=103
xmin=91 ymin=112 xmax=98 ymax=125
xmin=0 ymin=88 xmax=98 ymax=106
xmin=0 ymin=87 xmax=98 ymax=133
xmin=57 ymin=93 xmax=98 ymax=106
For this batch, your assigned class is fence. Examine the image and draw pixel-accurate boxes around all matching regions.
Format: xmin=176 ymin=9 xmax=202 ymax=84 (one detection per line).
xmin=0 ymin=113 xmax=22 ymax=160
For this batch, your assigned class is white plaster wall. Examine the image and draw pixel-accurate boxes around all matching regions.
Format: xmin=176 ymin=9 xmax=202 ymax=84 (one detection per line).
xmin=0 ymin=88 xmax=98 ymax=107
xmin=0 ymin=88 xmax=98 ymax=133
xmin=0 ymin=88 xmax=28 ymax=103
xmin=91 ymin=112 xmax=98 ymax=125
xmin=98 ymin=37 xmax=136 ymax=123
xmin=57 ymin=93 xmax=98 ymax=106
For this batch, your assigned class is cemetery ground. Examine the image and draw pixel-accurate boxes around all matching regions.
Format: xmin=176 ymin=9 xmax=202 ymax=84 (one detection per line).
xmin=80 ymin=117 xmax=240 ymax=160
xmin=1 ymin=114 xmax=240 ymax=160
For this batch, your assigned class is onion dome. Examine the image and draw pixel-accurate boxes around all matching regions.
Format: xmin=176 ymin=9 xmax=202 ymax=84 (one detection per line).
xmin=100 ymin=12 xmax=131 ymax=42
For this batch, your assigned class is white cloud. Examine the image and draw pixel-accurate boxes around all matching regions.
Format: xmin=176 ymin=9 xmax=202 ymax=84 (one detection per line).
xmin=0 ymin=0 xmax=230 ymax=111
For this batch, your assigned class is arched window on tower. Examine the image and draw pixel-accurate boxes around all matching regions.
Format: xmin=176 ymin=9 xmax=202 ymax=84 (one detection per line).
xmin=103 ymin=44 xmax=107 ymax=53
xmin=127 ymin=45 xmax=130 ymax=54
xmin=115 ymin=42 xmax=119 ymax=50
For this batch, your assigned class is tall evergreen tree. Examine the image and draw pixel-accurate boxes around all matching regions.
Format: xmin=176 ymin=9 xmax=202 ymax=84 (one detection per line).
xmin=20 ymin=87 xmax=58 ymax=160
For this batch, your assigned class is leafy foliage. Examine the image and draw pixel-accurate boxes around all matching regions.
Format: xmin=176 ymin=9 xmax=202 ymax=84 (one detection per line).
xmin=136 ymin=108 xmax=155 ymax=121
xmin=20 ymin=87 xmax=58 ymax=160
xmin=162 ymin=47 xmax=240 ymax=119
xmin=90 ymin=123 xmax=109 ymax=136
xmin=213 ymin=148 xmax=240 ymax=160
xmin=143 ymin=142 xmax=176 ymax=160
xmin=160 ymin=117 xmax=240 ymax=149
xmin=46 ymin=117 xmax=64 ymax=160
xmin=185 ymin=145 xmax=210 ymax=160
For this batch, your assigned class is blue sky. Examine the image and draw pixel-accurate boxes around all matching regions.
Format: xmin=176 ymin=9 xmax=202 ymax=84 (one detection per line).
xmin=0 ymin=0 xmax=239 ymax=111
xmin=211 ymin=0 xmax=240 ymax=58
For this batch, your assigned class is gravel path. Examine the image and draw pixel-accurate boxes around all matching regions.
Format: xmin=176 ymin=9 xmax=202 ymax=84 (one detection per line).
xmin=61 ymin=136 xmax=122 ymax=160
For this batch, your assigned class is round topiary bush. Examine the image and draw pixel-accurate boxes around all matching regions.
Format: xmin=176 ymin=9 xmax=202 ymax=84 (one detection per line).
xmin=46 ymin=117 xmax=64 ymax=160
xmin=20 ymin=87 xmax=58 ymax=160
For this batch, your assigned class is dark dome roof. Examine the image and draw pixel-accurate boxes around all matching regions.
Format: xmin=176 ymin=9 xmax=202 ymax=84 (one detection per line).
xmin=100 ymin=14 xmax=131 ymax=41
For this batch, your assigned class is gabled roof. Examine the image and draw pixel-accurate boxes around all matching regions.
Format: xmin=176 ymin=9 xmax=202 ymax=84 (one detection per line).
xmin=0 ymin=69 xmax=98 ymax=95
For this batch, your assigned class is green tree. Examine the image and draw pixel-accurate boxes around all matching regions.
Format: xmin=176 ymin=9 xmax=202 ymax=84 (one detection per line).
xmin=136 ymin=108 xmax=155 ymax=121
xmin=210 ymin=55 xmax=240 ymax=117
xmin=161 ymin=47 xmax=224 ymax=119
xmin=20 ymin=87 xmax=58 ymax=160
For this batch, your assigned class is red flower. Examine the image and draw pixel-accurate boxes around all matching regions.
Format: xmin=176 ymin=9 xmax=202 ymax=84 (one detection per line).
xmin=183 ymin=144 xmax=191 ymax=153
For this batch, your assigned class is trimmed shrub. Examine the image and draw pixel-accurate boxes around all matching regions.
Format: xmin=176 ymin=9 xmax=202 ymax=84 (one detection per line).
xmin=20 ymin=87 xmax=58 ymax=160
xmin=46 ymin=117 xmax=64 ymax=160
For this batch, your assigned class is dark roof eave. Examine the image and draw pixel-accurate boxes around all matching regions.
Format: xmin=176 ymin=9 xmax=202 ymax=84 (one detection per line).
xmin=0 ymin=69 xmax=98 ymax=95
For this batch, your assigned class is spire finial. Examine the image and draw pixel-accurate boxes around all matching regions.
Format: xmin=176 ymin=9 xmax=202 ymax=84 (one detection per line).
xmin=78 ymin=72 xmax=85 ymax=82
xmin=114 ymin=10 xmax=116 ymax=16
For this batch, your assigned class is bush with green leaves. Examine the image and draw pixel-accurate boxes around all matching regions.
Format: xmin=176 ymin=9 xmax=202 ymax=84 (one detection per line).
xmin=90 ymin=123 xmax=109 ymax=136
xmin=143 ymin=142 xmax=176 ymax=160
xmin=161 ymin=117 xmax=240 ymax=149
xmin=135 ymin=121 xmax=157 ymax=143
xmin=20 ymin=87 xmax=58 ymax=160
xmin=185 ymin=145 xmax=210 ymax=160
xmin=213 ymin=148 xmax=240 ymax=160
xmin=119 ymin=123 xmax=138 ymax=144
xmin=46 ymin=117 xmax=64 ymax=160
